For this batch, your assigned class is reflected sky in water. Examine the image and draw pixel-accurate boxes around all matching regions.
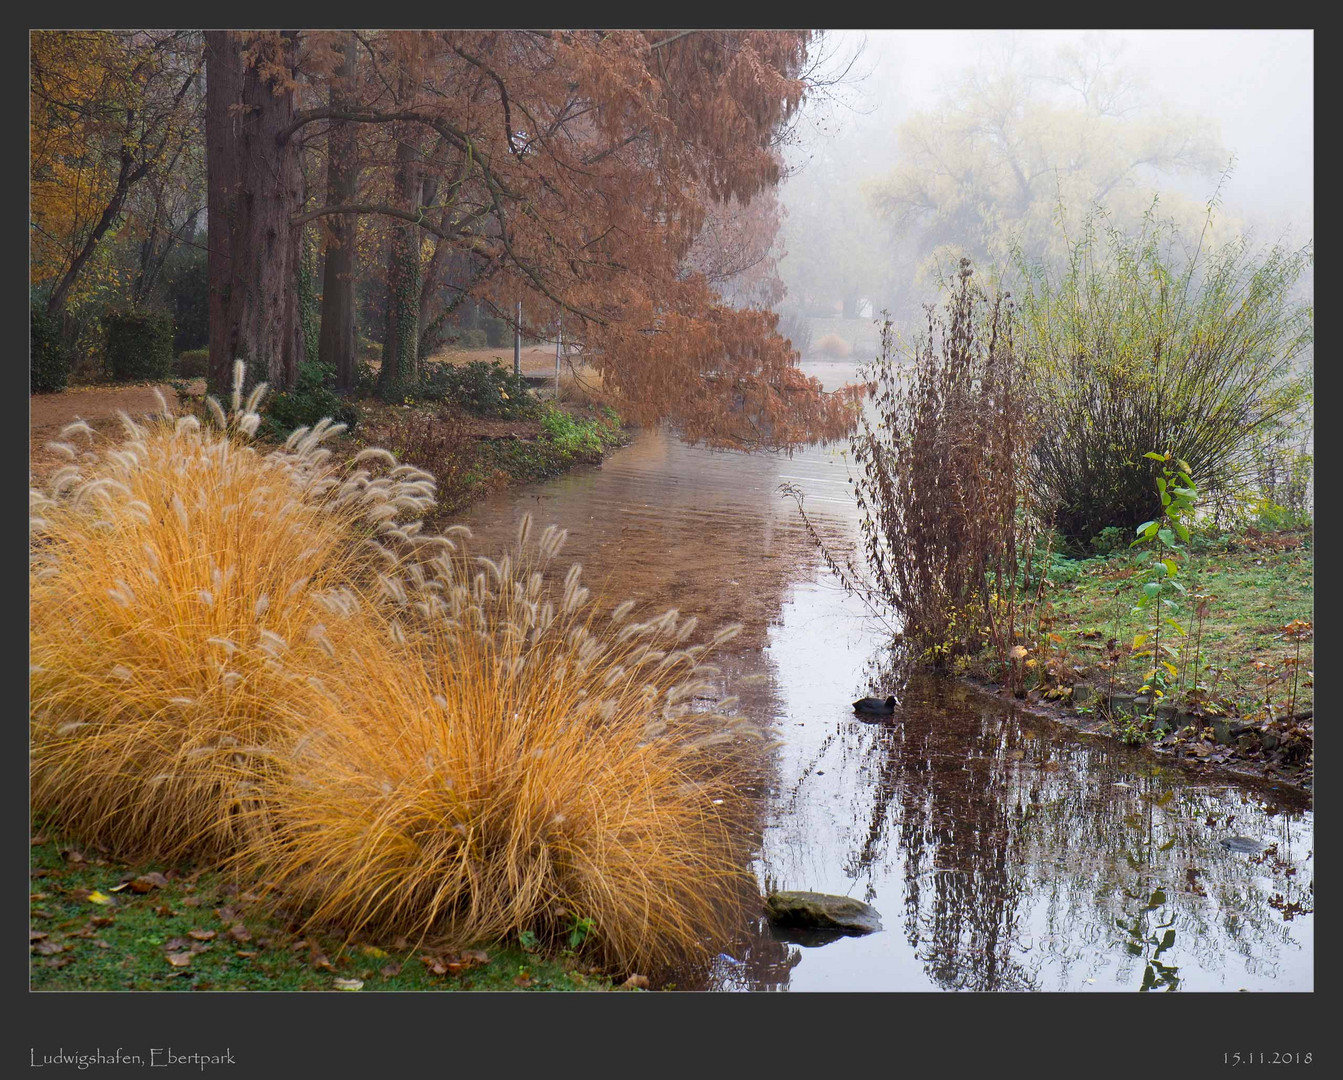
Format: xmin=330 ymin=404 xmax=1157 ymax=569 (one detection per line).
xmin=451 ymin=360 xmax=1312 ymax=992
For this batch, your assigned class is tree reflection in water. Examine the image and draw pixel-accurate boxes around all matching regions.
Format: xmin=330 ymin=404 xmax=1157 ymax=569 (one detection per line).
xmin=697 ymin=664 xmax=1312 ymax=992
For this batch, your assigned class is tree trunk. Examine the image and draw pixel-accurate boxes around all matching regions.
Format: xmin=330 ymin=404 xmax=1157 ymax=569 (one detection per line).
xmin=377 ymin=58 xmax=424 ymax=399
xmin=205 ymin=30 xmax=304 ymax=396
xmin=318 ymin=31 xmax=359 ymax=392
xmin=45 ymin=147 xmax=141 ymax=321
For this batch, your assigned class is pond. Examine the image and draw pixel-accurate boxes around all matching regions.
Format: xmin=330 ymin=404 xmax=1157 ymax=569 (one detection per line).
xmin=449 ymin=360 xmax=1313 ymax=992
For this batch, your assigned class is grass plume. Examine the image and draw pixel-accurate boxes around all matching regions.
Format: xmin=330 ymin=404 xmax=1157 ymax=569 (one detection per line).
xmin=241 ymin=517 xmax=758 ymax=973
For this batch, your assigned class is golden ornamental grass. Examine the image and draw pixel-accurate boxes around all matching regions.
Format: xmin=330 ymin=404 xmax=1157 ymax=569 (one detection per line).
xmin=242 ymin=516 xmax=761 ymax=972
xmin=31 ymin=365 xmax=761 ymax=971
xmin=29 ymin=367 xmax=437 ymax=860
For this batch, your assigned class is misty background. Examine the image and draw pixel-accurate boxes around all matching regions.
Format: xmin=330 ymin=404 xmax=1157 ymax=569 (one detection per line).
xmin=766 ymin=29 xmax=1313 ymax=355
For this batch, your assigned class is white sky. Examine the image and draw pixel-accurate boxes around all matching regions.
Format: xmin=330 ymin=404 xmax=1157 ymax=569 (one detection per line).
xmin=810 ymin=29 xmax=1313 ymax=239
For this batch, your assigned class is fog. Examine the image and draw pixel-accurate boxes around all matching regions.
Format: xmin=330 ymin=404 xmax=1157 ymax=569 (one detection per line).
xmin=774 ymin=29 xmax=1313 ymax=325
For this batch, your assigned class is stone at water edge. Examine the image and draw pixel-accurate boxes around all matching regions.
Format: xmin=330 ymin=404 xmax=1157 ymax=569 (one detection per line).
xmin=764 ymin=891 xmax=882 ymax=935
xmin=1219 ymin=836 xmax=1266 ymax=854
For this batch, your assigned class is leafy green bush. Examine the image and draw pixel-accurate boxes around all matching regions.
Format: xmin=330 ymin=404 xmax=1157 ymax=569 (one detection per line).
xmin=1015 ymin=203 xmax=1313 ymax=548
xmin=103 ymin=310 xmax=174 ymax=382
xmin=31 ymin=303 xmax=68 ymax=393
xmin=416 ymin=359 xmax=537 ymax=419
xmin=449 ymin=328 xmax=489 ymax=349
xmin=540 ymin=405 xmax=614 ymax=458
xmin=1089 ymin=526 xmax=1129 ymax=556
xmin=482 ymin=316 xmax=510 ymax=348
xmin=262 ymin=360 xmax=359 ymax=436
xmin=162 ymin=244 xmax=209 ymax=353
xmin=174 ymin=349 xmax=210 ymax=379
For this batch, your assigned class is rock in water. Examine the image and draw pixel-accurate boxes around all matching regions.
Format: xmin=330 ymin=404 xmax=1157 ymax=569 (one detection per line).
xmin=1219 ymin=835 xmax=1266 ymax=854
xmin=764 ymin=891 xmax=882 ymax=935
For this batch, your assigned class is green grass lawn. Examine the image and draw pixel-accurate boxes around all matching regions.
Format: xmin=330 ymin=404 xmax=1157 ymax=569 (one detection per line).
xmin=29 ymin=834 xmax=616 ymax=992
xmin=1026 ymin=525 xmax=1312 ymax=719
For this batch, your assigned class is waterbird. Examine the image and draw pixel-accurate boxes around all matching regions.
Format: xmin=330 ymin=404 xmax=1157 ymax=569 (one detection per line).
xmin=852 ymin=695 xmax=896 ymax=715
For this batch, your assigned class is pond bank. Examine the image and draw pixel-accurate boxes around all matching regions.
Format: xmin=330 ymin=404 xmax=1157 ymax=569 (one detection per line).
xmin=952 ymin=526 xmax=1313 ymax=796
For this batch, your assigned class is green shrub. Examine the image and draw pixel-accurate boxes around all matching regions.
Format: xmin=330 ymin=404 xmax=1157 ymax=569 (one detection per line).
xmin=262 ymin=360 xmax=359 ymax=437
xmin=1089 ymin=526 xmax=1129 ymax=556
xmin=1015 ymin=202 xmax=1313 ymax=547
xmin=447 ymin=327 xmax=488 ymax=349
xmin=30 ymin=303 xmax=68 ymax=394
xmin=103 ymin=310 xmax=174 ymax=382
xmin=163 ymin=244 xmax=209 ymax=353
xmin=416 ymin=359 xmax=537 ymax=419
xmin=174 ymin=348 xmax=210 ymax=379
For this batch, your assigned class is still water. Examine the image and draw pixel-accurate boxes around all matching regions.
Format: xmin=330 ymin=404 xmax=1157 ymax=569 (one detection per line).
xmin=450 ymin=361 xmax=1313 ymax=992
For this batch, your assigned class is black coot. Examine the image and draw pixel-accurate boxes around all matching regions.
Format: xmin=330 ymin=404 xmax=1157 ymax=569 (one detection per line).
xmin=852 ymin=694 xmax=896 ymax=715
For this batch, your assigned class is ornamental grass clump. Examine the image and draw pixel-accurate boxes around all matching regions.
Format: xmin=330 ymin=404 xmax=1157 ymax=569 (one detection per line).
xmin=29 ymin=364 xmax=438 ymax=860
xmin=242 ymin=514 xmax=760 ymax=973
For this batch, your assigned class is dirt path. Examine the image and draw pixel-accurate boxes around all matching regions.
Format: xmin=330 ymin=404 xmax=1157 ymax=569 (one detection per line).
xmin=29 ymin=381 xmax=205 ymax=485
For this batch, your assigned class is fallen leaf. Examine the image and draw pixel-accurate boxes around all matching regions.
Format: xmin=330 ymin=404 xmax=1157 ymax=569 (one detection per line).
xmin=235 ymin=951 xmax=258 ymax=959
xmin=165 ymin=951 xmax=193 ymax=967
xmin=182 ymin=896 xmax=203 ymax=907
xmin=461 ymin=949 xmax=490 ymax=966
xmin=45 ymin=954 xmax=75 ymax=969
xmin=333 ymin=978 xmax=364 ymax=991
xmin=513 ymin=972 xmax=535 ymax=988
xmin=621 ymin=974 xmax=649 ymax=990
xmin=154 ymin=905 xmax=174 ymax=917
xmin=61 ymin=848 xmax=86 ymax=864
xmin=380 ymin=963 xmax=402 ymax=978
xmin=33 ymin=940 xmax=64 ymax=955
xmin=30 ymin=930 xmax=49 ymax=942
xmin=226 ymin=924 xmax=251 ymax=943
xmin=215 ymin=906 xmax=239 ymax=923
xmin=131 ymin=872 xmax=170 ymax=893
xmin=89 ymin=916 xmax=115 ymax=928
xmin=188 ymin=928 xmax=217 ymax=941
xmin=30 ymin=893 xmax=50 ymax=902
xmin=359 ymin=944 xmax=388 ymax=959
xmin=85 ymin=891 xmax=113 ymax=906
xmin=420 ymin=955 xmax=448 ymax=976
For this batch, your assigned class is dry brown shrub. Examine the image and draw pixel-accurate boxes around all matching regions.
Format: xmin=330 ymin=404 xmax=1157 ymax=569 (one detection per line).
xmin=813 ymin=333 xmax=853 ymax=359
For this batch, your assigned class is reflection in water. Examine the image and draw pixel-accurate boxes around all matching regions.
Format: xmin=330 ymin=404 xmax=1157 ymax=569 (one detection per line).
xmin=447 ymin=361 xmax=1312 ymax=992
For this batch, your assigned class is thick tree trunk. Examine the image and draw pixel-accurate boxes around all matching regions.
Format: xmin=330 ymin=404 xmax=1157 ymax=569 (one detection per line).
xmin=204 ymin=32 xmax=242 ymax=396
xmin=377 ymin=58 xmax=424 ymax=399
xmin=205 ymin=31 xmax=304 ymax=396
xmin=318 ymin=32 xmax=359 ymax=392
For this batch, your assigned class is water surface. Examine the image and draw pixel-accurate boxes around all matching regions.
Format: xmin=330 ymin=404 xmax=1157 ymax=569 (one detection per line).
xmin=450 ymin=360 xmax=1313 ymax=992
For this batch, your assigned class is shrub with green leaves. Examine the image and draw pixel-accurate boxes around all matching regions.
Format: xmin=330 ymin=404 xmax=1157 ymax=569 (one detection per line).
xmin=31 ymin=302 xmax=68 ymax=394
xmin=417 ymin=359 xmax=537 ymax=419
xmin=1015 ymin=202 xmax=1312 ymax=548
xmin=262 ymin=360 xmax=359 ymax=437
xmin=174 ymin=349 xmax=210 ymax=379
xmin=103 ymin=310 xmax=174 ymax=382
